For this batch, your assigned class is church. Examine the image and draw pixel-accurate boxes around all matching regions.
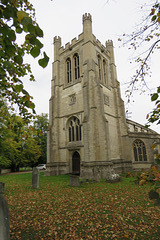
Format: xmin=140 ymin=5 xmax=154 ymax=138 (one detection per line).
xmin=46 ymin=13 xmax=160 ymax=178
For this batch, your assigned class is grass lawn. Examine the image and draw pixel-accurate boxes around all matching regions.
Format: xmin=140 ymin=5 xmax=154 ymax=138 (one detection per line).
xmin=0 ymin=173 xmax=160 ymax=240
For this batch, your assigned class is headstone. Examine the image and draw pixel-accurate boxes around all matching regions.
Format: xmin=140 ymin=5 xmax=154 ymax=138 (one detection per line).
xmin=0 ymin=183 xmax=10 ymax=240
xmin=32 ymin=167 xmax=40 ymax=188
xmin=93 ymin=167 xmax=101 ymax=182
xmin=106 ymin=168 xmax=121 ymax=183
xmin=0 ymin=182 xmax=5 ymax=194
xmin=69 ymin=174 xmax=80 ymax=187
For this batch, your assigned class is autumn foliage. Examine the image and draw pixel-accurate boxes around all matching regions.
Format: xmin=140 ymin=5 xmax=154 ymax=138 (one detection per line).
xmin=127 ymin=166 xmax=160 ymax=206
xmin=1 ymin=173 xmax=160 ymax=239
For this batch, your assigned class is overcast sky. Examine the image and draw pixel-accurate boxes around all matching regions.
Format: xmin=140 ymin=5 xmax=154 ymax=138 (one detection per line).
xmin=23 ymin=0 xmax=160 ymax=133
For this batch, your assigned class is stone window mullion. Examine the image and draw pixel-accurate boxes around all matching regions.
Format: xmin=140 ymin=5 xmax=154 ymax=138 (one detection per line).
xmin=133 ymin=139 xmax=147 ymax=162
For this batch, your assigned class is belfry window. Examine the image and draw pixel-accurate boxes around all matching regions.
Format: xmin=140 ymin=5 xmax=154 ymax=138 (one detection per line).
xmin=98 ymin=55 xmax=101 ymax=80
xmin=74 ymin=53 xmax=80 ymax=80
xmin=69 ymin=117 xmax=81 ymax=142
xmin=66 ymin=58 xmax=72 ymax=83
xmin=133 ymin=139 xmax=147 ymax=162
xmin=103 ymin=60 xmax=106 ymax=84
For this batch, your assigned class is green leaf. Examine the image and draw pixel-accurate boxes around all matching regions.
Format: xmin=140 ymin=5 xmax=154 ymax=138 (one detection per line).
xmin=157 ymin=86 xmax=160 ymax=93
xmin=14 ymin=84 xmax=23 ymax=93
xmin=8 ymin=29 xmax=16 ymax=41
xmin=30 ymin=46 xmax=40 ymax=58
xmin=44 ymin=52 xmax=49 ymax=61
xmin=14 ymin=55 xmax=23 ymax=64
xmin=16 ymin=27 xmax=23 ymax=34
xmin=21 ymin=17 xmax=32 ymax=26
xmin=35 ymin=39 xmax=43 ymax=49
xmin=38 ymin=52 xmax=49 ymax=68
xmin=35 ymin=25 xmax=43 ymax=37
xmin=6 ymin=45 xmax=16 ymax=56
xmin=25 ymin=34 xmax=36 ymax=45
xmin=22 ymin=89 xmax=29 ymax=95
xmin=28 ymin=23 xmax=35 ymax=34
xmin=30 ymin=102 xmax=35 ymax=109
xmin=151 ymin=93 xmax=158 ymax=101
xmin=17 ymin=11 xmax=28 ymax=23
xmin=151 ymin=15 xmax=157 ymax=21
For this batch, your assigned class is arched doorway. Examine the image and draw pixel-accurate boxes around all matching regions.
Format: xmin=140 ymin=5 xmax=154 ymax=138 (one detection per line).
xmin=72 ymin=151 xmax=80 ymax=175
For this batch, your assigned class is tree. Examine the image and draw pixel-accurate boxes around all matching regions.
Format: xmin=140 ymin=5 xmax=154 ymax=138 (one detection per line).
xmin=119 ymin=1 xmax=160 ymax=126
xmin=0 ymin=0 xmax=49 ymax=120
xmin=21 ymin=124 xmax=41 ymax=168
xmin=33 ymin=114 xmax=48 ymax=164
xmin=0 ymin=101 xmax=41 ymax=171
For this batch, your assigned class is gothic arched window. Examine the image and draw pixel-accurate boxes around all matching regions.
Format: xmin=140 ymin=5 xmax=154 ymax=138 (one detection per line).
xmin=98 ymin=55 xmax=101 ymax=80
xmin=103 ymin=60 xmax=107 ymax=84
xmin=74 ymin=53 xmax=80 ymax=80
xmin=66 ymin=58 xmax=72 ymax=83
xmin=133 ymin=139 xmax=147 ymax=162
xmin=68 ymin=117 xmax=81 ymax=142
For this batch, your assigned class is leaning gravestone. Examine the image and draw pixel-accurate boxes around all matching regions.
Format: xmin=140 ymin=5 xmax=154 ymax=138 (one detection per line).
xmin=0 ymin=182 xmax=10 ymax=240
xmin=32 ymin=167 xmax=40 ymax=189
xmin=69 ymin=174 xmax=80 ymax=187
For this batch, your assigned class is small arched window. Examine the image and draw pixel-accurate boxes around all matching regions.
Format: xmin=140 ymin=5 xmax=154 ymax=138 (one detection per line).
xmin=68 ymin=117 xmax=81 ymax=142
xmin=74 ymin=53 xmax=80 ymax=80
xmin=66 ymin=58 xmax=72 ymax=83
xmin=133 ymin=139 xmax=147 ymax=162
xmin=98 ymin=55 xmax=101 ymax=80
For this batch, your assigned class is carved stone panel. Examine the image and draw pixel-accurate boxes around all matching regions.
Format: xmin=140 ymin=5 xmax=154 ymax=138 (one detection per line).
xmin=69 ymin=94 xmax=76 ymax=105
xmin=104 ymin=94 xmax=109 ymax=106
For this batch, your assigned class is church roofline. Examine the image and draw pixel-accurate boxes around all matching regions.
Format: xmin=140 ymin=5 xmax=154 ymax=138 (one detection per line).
xmin=126 ymin=118 xmax=159 ymax=135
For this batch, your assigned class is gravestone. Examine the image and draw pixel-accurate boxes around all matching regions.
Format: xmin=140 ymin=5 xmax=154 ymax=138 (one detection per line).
xmin=0 ymin=182 xmax=10 ymax=240
xmin=93 ymin=167 xmax=101 ymax=182
xmin=106 ymin=168 xmax=121 ymax=183
xmin=0 ymin=182 xmax=5 ymax=194
xmin=69 ymin=174 xmax=80 ymax=187
xmin=32 ymin=167 xmax=40 ymax=188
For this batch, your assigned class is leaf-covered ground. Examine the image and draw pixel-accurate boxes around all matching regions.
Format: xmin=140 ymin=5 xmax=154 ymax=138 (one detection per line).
xmin=1 ymin=173 xmax=160 ymax=239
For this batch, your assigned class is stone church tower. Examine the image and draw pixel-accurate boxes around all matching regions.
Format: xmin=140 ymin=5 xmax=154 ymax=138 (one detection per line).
xmin=46 ymin=13 xmax=160 ymax=178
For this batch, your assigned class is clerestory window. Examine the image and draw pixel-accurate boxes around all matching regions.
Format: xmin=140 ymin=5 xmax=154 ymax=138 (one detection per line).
xmin=133 ymin=139 xmax=147 ymax=162
xmin=69 ymin=117 xmax=81 ymax=142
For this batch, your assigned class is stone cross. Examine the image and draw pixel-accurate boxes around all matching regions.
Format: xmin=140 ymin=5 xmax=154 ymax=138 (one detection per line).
xmin=32 ymin=167 xmax=40 ymax=188
xmin=0 ymin=182 xmax=10 ymax=240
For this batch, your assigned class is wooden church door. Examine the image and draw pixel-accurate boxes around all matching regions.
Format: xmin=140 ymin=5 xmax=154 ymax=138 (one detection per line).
xmin=72 ymin=151 xmax=80 ymax=175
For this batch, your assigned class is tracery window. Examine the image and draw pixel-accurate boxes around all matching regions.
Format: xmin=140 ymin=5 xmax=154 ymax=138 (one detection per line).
xmin=133 ymin=139 xmax=147 ymax=162
xmin=68 ymin=117 xmax=81 ymax=142
xmin=66 ymin=58 xmax=72 ymax=83
xmin=74 ymin=53 xmax=80 ymax=80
